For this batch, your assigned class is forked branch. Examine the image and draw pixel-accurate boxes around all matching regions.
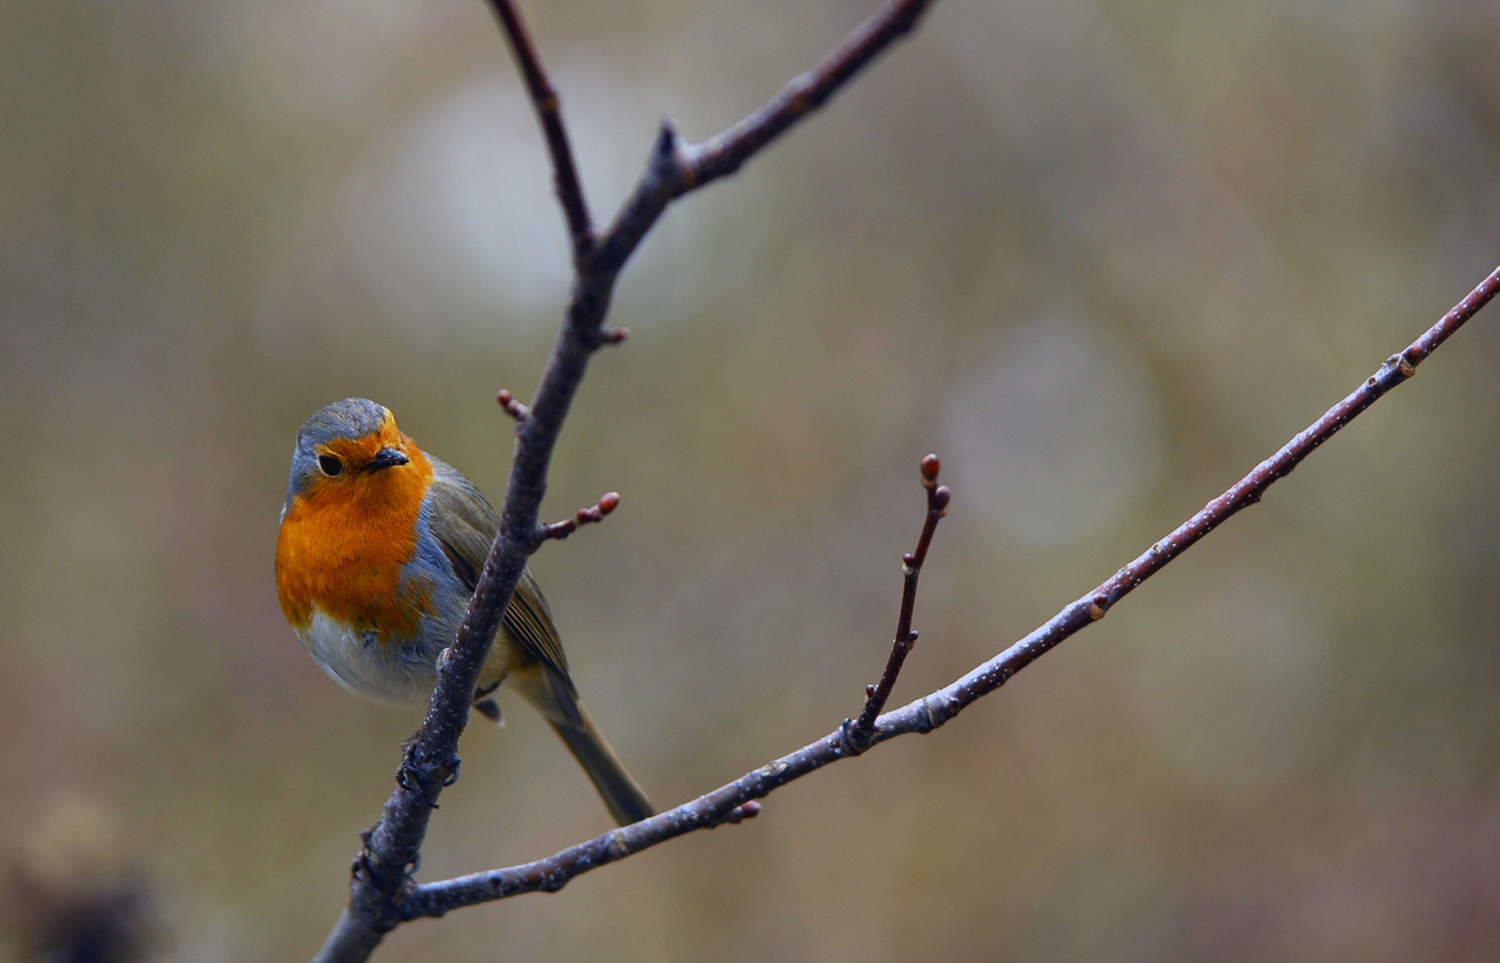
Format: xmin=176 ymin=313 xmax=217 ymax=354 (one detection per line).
xmin=315 ymin=1 xmax=939 ymax=959
xmin=315 ymin=0 xmax=1500 ymax=953
xmin=397 ymin=262 xmax=1500 ymax=921
xmin=844 ymin=454 xmax=950 ymax=752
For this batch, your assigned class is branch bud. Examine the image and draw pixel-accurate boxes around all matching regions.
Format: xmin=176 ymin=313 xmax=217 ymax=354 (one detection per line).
xmin=497 ymin=389 xmax=530 ymax=422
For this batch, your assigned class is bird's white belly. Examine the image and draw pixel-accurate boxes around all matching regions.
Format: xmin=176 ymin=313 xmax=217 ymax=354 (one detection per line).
xmin=298 ymin=608 xmax=435 ymax=705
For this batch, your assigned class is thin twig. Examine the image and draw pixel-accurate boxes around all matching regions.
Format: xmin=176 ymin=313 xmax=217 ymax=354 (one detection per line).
xmin=314 ymin=2 xmax=939 ymax=960
xmin=485 ymin=0 xmax=595 ymax=263
xmin=536 ymin=492 xmax=620 ymax=543
xmin=689 ymin=0 xmax=935 ymax=185
xmin=595 ymin=0 xmax=935 ymax=277
xmin=844 ymin=453 xmax=949 ymax=752
xmin=389 ymin=263 xmax=1500 ymax=921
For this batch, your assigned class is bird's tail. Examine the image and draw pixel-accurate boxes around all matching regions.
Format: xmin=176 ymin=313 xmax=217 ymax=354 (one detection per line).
xmin=510 ymin=664 xmax=655 ymax=826
xmin=547 ymin=703 xmax=655 ymax=827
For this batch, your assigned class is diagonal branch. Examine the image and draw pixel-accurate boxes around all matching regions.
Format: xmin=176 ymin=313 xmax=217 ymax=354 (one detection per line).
xmin=390 ymin=263 xmax=1500 ymax=921
xmin=486 ymin=0 xmax=595 ymax=262
xmin=689 ymin=0 xmax=934 ymax=185
xmin=595 ymin=0 xmax=935 ymax=277
xmin=315 ymin=2 xmax=940 ymax=960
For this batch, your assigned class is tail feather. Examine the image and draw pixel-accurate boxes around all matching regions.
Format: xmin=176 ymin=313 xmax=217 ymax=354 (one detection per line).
xmin=508 ymin=663 xmax=655 ymax=826
xmin=549 ymin=703 xmax=655 ymax=826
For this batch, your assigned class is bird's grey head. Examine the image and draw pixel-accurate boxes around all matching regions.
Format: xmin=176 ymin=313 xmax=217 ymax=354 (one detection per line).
xmin=284 ymin=398 xmax=407 ymax=510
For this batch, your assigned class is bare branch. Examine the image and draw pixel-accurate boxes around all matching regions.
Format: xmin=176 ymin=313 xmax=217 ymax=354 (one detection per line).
xmin=390 ymin=263 xmax=1500 ymax=922
xmin=594 ymin=0 xmax=935 ymax=278
xmin=315 ymin=2 xmax=939 ymax=959
xmin=843 ymin=454 xmax=950 ymax=752
xmin=320 ymin=0 xmax=1500 ymax=949
xmin=689 ymin=0 xmax=935 ymax=185
xmin=485 ymin=0 xmax=595 ymax=263
xmin=536 ymin=491 xmax=620 ymax=543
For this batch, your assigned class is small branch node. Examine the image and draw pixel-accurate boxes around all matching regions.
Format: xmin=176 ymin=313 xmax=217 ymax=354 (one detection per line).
xmin=599 ymin=325 xmax=630 ymax=345
xmin=921 ymin=696 xmax=942 ymax=732
xmin=657 ymin=116 xmax=679 ymax=148
xmin=497 ymin=389 xmax=530 ymax=422
xmin=722 ymin=801 xmax=762 ymax=824
xmin=395 ymin=747 xmax=458 ymax=811
xmin=837 ymin=718 xmax=870 ymax=756
xmin=656 ymin=118 xmax=695 ymax=190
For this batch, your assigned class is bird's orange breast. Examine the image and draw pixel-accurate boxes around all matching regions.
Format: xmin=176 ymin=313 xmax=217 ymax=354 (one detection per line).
xmin=276 ymin=441 xmax=437 ymax=643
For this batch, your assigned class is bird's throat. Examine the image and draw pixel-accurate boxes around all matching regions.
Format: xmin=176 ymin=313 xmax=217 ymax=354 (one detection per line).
xmin=275 ymin=445 xmax=435 ymax=642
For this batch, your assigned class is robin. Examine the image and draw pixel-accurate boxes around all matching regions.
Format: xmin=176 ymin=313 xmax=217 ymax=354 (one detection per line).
xmin=275 ymin=397 xmax=653 ymax=826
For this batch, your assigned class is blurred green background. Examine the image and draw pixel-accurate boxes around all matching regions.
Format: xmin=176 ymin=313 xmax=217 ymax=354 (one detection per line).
xmin=5 ymin=0 xmax=1500 ymax=959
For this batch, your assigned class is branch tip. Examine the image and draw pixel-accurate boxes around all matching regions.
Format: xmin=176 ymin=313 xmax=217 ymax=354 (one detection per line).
xmin=849 ymin=448 xmax=952 ymax=742
xmin=497 ymin=389 xmax=530 ymax=422
xmin=487 ymin=0 xmax=595 ymax=257
xmin=536 ymin=492 xmax=622 ymax=543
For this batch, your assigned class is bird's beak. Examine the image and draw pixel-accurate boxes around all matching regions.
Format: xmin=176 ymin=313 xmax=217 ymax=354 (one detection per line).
xmin=368 ymin=447 xmax=410 ymax=472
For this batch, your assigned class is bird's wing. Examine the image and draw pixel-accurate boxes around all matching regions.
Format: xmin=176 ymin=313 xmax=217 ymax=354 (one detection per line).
xmin=424 ymin=456 xmax=573 ymax=685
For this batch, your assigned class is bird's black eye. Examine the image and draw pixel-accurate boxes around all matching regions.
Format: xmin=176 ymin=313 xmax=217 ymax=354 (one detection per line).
xmin=318 ymin=454 xmax=344 ymax=477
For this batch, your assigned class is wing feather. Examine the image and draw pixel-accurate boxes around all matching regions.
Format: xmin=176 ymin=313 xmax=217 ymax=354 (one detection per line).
xmin=424 ymin=457 xmax=574 ymax=689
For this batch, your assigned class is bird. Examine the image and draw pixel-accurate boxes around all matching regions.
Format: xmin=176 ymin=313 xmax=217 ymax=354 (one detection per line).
xmin=274 ymin=397 xmax=653 ymax=826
